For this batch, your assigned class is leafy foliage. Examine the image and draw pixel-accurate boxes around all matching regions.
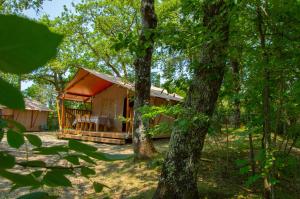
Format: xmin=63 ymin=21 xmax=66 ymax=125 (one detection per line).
xmin=0 ymin=13 xmax=128 ymax=198
xmin=0 ymin=15 xmax=63 ymax=75
xmin=0 ymin=78 xmax=25 ymax=109
xmin=0 ymin=0 xmax=300 ymax=197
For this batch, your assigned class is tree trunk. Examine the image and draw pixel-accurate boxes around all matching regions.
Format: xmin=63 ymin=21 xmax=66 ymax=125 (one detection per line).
xmin=133 ymin=0 xmax=157 ymax=159
xmin=230 ymin=59 xmax=241 ymax=128
xmin=153 ymin=1 xmax=231 ymax=198
xmin=256 ymin=1 xmax=273 ymax=198
xmin=274 ymin=75 xmax=284 ymax=145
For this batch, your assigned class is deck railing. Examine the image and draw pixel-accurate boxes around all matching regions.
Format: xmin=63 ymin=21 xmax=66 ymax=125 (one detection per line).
xmin=64 ymin=108 xmax=92 ymax=129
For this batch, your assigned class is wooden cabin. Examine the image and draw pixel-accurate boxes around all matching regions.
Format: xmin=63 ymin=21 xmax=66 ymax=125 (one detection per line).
xmin=0 ymin=99 xmax=50 ymax=131
xmin=57 ymin=68 xmax=182 ymax=144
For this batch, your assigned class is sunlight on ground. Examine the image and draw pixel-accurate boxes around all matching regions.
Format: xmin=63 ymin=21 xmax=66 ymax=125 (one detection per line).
xmin=0 ymin=131 xmax=299 ymax=199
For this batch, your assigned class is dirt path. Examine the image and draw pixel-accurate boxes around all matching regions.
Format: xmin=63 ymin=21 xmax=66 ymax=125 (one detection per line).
xmin=0 ymin=132 xmax=169 ymax=199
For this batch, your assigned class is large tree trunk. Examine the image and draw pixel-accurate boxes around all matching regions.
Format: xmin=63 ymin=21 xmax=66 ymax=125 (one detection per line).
xmin=153 ymin=1 xmax=231 ymax=198
xmin=133 ymin=0 xmax=157 ymax=159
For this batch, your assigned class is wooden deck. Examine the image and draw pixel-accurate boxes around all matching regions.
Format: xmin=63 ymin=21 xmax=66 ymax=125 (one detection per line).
xmin=57 ymin=129 xmax=130 ymax=145
xmin=57 ymin=129 xmax=171 ymax=145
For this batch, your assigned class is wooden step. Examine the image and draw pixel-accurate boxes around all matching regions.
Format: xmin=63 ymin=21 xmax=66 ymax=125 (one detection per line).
xmin=57 ymin=133 xmax=126 ymax=145
xmin=62 ymin=129 xmax=130 ymax=139
xmin=81 ymin=131 xmax=128 ymax=139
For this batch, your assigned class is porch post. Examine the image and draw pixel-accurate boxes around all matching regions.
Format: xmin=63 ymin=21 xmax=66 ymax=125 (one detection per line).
xmin=56 ymin=98 xmax=62 ymax=131
xmin=126 ymin=90 xmax=130 ymax=134
xmin=61 ymin=95 xmax=65 ymax=130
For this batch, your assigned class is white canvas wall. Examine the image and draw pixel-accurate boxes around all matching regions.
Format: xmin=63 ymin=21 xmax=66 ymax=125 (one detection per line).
xmin=92 ymin=85 xmax=127 ymax=131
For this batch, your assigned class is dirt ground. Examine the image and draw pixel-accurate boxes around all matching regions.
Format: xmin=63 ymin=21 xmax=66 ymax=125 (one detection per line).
xmin=1 ymin=131 xmax=299 ymax=199
xmin=0 ymin=132 xmax=169 ymax=199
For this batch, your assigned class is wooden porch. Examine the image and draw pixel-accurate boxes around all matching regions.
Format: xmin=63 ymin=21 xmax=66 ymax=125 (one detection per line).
xmin=57 ymin=129 xmax=131 ymax=145
xmin=57 ymin=104 xmax=133 ymax=145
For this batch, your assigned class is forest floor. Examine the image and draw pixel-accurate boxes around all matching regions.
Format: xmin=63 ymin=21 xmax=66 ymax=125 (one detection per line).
xmin=0 ymin=130 xmax=299 ymax=199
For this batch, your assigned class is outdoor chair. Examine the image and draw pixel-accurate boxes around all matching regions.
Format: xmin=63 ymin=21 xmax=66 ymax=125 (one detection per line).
xmin=82 ymin=114 xmax=91 ymax=131
xmin=75 ymin=114 xmax=82 ymax=131
xmin=89 ymin=118 xmax=96 ymax=131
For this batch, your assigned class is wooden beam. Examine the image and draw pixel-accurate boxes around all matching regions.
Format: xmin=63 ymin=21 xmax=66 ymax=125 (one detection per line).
xmin=56 ymin=99 xmax=62 ymax=130
xmin=61 ymin=97 xmax=65 ymax=129
xmin=84 ymin=97 xmax=92 ymax=103
xmin=125 ymin=90 xmax=130 ymax=133
xmin=30 ymin=111 xmax=34 ymax=128
xmin=57 ymin=133 xmax=126 ymax=145
xmin=32 ymin=111 xmax=39 ymax=129
xmin=65 ymin=92 xmax=92 ymax=97
xmin=82 ymin=131 xmax=127 ymax=139
xmin=65 ymin=72 xmax=90 ymax=91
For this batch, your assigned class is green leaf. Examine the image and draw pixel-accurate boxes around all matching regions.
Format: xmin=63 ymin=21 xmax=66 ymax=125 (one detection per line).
xmin=245 ymin=174 xmax=261 ymax=187
xmin=0 ymin=151 xmax=15 ymax=169
xmin=235 ymin=159 xmax=248 ymax=167
xmin=0 ymin=15 xmax=63 ymax=75
xmin=0 ymin=119 xmax=7 ymax=129
xmin=25 ymin=134 xmax=42 ymax=147
xmin=17 ymin=192 xmax=58 ymax=199
xmin=93 ymin=182 xmax=105 ymax=193
xmin=87 ymin=151 xmax=132 ymax=161
xmin=7 ymin=129 xmax=25 ymax=148
xmin=270 ymin=177 xmax=279 ymax=185
xmin=5 ymin=119 xmax=26 ymax=132
xmin=33 ymin=145 xmax=68 ymax=155
xmin=239 ymin=165 xmax=250 ymax=175
xmin=68 ymin=140 xmax=97 ymax=153
xmin=102 ymin=153 xmax=132 ymax=161
xmin=42 ymin=171 xmax=72 ymax=187
xmin=77 ymin=154 xmax=96 ymax=165
xmin=31 ymin=171 xmax=43 ymax=178
xmin=18 ymin=160 xmax=46 ymax=167
xmin=81 ymin=166 xmax=96 ymax=178
xmin=0 ymin=170 xmax=40 ymax=187
xmin=86 ymin=151 xmax=110 ymax=161
xmin=0 ymin=78 xmax=25 ymax=109
xmin=50 ymin=168 xmax=74 ymax=175
xmin=64 ymin=155 xmax=80 ymax=165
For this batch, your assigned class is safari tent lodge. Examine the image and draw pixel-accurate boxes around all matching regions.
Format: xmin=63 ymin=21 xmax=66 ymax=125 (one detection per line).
xmin=0 ymin=99 xmax=50 ymax=131
xmin=57 ymin=68 xmax=182 ymax=144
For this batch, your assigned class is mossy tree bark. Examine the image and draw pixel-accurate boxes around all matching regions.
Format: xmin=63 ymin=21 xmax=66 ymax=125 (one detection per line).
xmin=133 ymin=0 xmax=157 ymax=160
xmin=153 ymin=0 xmax=231 ymax=198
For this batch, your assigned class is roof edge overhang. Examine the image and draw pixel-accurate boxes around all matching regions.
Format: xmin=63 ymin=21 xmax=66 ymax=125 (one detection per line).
xmin=60 ymin=67 xmax=183 ymax=102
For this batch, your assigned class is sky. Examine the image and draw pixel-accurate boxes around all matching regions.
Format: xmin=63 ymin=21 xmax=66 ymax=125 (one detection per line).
xmin=23 ymin=0 xmax=78 ymax=19
xmin=21 ymin=0 xmax=79 ymax=90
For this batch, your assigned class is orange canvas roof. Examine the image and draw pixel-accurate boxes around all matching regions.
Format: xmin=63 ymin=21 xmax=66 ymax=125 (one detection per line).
xmin=61 ymin=68 xmax=113 ymax=102
xmin=60 ymin=68 xmax=183 ymax=102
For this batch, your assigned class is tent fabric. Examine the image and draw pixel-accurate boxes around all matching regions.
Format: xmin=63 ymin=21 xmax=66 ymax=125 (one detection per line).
xmin=61 ymin=68 xmax=183 ymax=102
xmin=0 ymin=98 xmax=51 ymax=111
